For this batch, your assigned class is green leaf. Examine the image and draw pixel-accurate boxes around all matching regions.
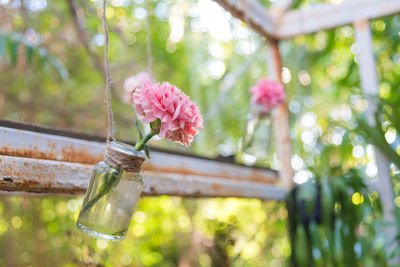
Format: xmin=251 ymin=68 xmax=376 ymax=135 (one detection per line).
xmin=144 ymin=145 xmax=151 ymax=159
xmin=136 ymin=121 xmax=143 ymax=139
xmin=48 ymin=56 xmax=69 ymax=80
xmin=0 ymin=34 xmax=7 ymax=58
xmin=8 ymin=39 xmax=19 ymax=66
xmin=295 ymin=224 xmax=310 ymax=267
xmin=356 ymin=115 xmax=400 ymax=167
xmin=26 ymin=45 xmax=34 ymax=64
xmin=150 ymin=118 xmax=161 ymax=135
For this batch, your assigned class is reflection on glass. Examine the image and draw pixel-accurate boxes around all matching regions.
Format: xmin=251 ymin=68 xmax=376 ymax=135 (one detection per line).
xmin=241 ymin=112 xmax=272 ymax=166
xmin=77 ymin=162 xmax=143 ymax=241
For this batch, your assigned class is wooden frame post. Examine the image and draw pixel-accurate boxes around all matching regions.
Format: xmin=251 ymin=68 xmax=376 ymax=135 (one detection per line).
xmin=267 ymin=39 xmax=294 ymax=189
xmin=354 ymin=18 xmax=398 ymax=261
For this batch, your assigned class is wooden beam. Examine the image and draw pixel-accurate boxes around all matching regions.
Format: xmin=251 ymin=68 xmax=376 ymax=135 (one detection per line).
xmin=0 ymin=156 xmax=287 ymax=200
xmin=212 ymin=0 xmax=400 ymax=40
xmin=267 ymin=40 xmax=294 ymax=188
xmin=353 ymin=18 xmax=398 ymax=262
xmin=213 ymin=0 xmax=277 ymax=39
xmin=269 ymin=0 xmax=295 ymax=17
xmin=277 ymin=0 xmax=400 ymax=39
xmin=353 ymin=19 xmax=394 ymax=212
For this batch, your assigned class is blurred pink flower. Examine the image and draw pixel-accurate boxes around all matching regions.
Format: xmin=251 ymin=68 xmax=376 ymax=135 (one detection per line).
xmin=250 ymin=78 xmax=285 ymax=113
xmin=132 ymin=82 xmax=203 ymax=146
xmin=123 ymin=72 xmax=153 ymax=103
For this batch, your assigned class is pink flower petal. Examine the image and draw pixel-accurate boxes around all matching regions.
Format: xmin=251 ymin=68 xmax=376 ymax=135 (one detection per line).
xmin=131 ymin=81 xmax=203 ymax=146
xmin=249 ymin=78 xmax=285 ymax=113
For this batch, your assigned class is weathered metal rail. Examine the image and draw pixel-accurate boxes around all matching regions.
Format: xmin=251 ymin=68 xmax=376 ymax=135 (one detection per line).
xmin=0 ymin=120 xmax=286 ymax=200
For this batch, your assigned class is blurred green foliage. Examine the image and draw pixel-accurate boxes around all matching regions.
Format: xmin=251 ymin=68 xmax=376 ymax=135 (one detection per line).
xmin=1 ymin=0 xmax=400 ymax=265
xmin=287 ymin=171 xmax=385 ymax=267
xmin=0 ymin=196 xmax=288 ymax=266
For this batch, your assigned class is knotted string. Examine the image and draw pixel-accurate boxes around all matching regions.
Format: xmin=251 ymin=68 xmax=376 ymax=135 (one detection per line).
xmin=102 ymin=0 xmax=114 ymax=143
xmin=102 ymin=0 xmax=145 ymax=170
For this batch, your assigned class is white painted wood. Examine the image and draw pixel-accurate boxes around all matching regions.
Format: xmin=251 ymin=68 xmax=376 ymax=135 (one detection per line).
xmin=353 ymin=19 xmax=394 ymax=214
xmin=277 ymin=0 xmax=400 ymax=39
xmin=213 ymin=0 xmax=400 ymax=40
xmin=269 ymin=0 xmax=296 ymax=18
xmin=354 ymin=18 xmax=398 ymax=261
xmin=267 ymin=40 xmax=294 ymax=188
xmin=213 ymin=0 xmax=276 ymax=38
xmin=0 ymin=155 xmax=288 ymax=200
xmin=0 ymin=126 xmax=278 ymax=184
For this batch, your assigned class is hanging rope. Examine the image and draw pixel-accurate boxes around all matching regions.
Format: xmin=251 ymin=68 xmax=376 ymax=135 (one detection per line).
xmin=101 ymin=0 xmax=146 ymax=168
xmin=102 ymin=0 xmax=114 ymax=142
xmin=145 ymin=0 xmax=153 ymax=76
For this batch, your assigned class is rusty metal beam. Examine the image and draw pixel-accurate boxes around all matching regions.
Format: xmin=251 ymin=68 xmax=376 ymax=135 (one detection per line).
xmin=0 ymin=156 xmax=287 ymax=200
xmin=0 ymin=124 xmax=278 ymax=184
xmin=0 ymin=120 xmax=287 ymax=199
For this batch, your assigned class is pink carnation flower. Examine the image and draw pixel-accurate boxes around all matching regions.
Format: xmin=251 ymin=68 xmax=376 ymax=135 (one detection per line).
xmin=123 ymin=72 xmax=153 ymax=103
xmin=132 ymin=82 xmax=203 ymax=146
xmin=250 ymin=78 xmax=285 ymax=113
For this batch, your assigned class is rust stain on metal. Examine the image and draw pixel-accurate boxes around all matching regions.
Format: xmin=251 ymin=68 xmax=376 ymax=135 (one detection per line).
xmin=211 ymin=183 xmax=247 ymax=198
xmin=2 ymin=164 xmax=53 ymax=183
xmin=211 ymin=183 xmax=223 ymax=192
xmin=60 ymin=144 xmax=102 ymax=164
xmin=0 ymin=144 xmax=102 ymax=164
xmin=0 ymin=182 xmax=86 ymax=195
xmin=142 ymin=163 xmax=276 ymax=184
xmin=142 ymin=187 xmax=248 ymax=198
xmin=0 ymin=146 xmax=50 ymax=160
xmin=47 ymin=141 xmax=56 ymax=150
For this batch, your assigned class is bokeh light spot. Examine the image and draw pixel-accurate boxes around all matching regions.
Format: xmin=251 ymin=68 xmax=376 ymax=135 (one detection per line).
xmin=352 ymin=192 xmax=364 ymax=205
xmin=11 ymin=216 xmax=22 ymax=229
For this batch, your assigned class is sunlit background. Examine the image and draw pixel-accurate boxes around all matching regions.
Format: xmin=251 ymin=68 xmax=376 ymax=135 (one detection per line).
xmin=1 ymin=0 xmax=400 ymax=265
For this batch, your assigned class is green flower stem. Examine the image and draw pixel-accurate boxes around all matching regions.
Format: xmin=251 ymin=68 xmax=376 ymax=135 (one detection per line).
xmin=135 ymin=132 xmax=154 ymax=151
xmin=80 ymin=168 xmax=122 ymax=215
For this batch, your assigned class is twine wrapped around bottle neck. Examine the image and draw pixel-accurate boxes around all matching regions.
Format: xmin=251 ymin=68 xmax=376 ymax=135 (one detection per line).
xmin=103 ymin=141 xmax=145 ymax=173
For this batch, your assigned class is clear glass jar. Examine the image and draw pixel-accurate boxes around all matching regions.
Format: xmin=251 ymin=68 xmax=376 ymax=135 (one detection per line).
xmin=77 ymin=142 xmax=144 ymax=241
xmin=241 ymin=112 xmax=272 ymax=166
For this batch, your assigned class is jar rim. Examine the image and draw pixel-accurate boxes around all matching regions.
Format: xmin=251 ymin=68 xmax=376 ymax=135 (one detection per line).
xmin=109 ymin=141 xmax=145 ymax=158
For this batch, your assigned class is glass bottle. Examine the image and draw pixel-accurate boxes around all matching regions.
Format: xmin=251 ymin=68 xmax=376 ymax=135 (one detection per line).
xmin=241 ymin=109 xmax=272 ymax=166
xmin=76 ymin=141 xmax=144 ymax=241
